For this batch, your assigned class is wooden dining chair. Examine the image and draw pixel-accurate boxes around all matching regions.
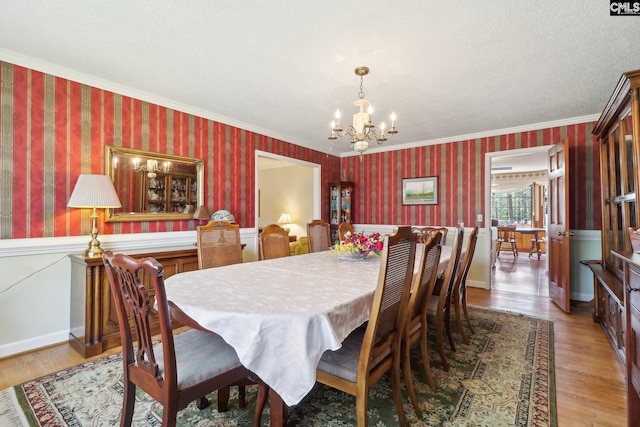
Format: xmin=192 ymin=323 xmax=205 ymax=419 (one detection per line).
xmin=412 ymin=226 xmax=448 ymax=244
xmin=401 ymin=231 xmax=443 ymax=417
xmin=426 ymin=223 xmax=464 ymax=371
xmin=307 ymin=219 xmax=331 ymax=252
xmin=196 ymin=220 xmax=251 ymax=405
xmin=496 ymin=225 xmax=518 ymax=257
xmin=260 ymin=224 xmax=291 ymax=260
xmin=196 ymin=220 xmax=243 ymax=269
xmin=338 ymin=221 xmax=355 ymax=242
xmin=102 ymin=251 xmax=251 ymax=427
xmin=451 ymin=226 xmax=479 ymax=345
xmin=315 ymin=226 xmax=417 ymax=427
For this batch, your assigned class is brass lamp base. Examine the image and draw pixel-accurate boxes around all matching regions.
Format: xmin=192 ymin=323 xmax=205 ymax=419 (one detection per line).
xmin=85 ymin=209 xmax=104 ymax=258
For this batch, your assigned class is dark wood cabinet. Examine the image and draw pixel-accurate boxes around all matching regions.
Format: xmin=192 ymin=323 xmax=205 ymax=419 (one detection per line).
xmin=612 ymin=251 xmax=640 ymax=426
xmin=592 ymin=69 xmax=640 ymax=426
xmin=69 ymin=249 xmax=199 ymax=357
xmin=328 ymin=181 xmax=355 ymax=245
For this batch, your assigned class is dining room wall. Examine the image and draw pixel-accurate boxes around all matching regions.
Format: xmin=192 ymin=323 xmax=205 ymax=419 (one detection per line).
xmin=0 ymin=59 xmax=602 ymax=358
xmin=340 ymin=123 xmax=600 ymax=231
xmin=0 ymin=60 xmax=339 ymax=241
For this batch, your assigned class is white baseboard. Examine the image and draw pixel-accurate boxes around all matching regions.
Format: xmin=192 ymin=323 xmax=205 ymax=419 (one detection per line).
xmin=0 ymin=330 xmax=68 ymax=359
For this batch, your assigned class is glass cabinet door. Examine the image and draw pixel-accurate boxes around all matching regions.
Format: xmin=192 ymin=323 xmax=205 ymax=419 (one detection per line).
xmin=328 ymin=181 xmax=355 ymax=245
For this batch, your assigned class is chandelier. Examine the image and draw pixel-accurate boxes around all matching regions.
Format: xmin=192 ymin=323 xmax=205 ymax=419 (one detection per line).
xmin=132 ymin=158 xmax=171 ymax=178
xmin=328 ymin=66 xmax=398 ymax=157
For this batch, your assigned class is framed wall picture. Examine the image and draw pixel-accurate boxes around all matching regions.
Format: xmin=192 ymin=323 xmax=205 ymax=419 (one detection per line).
xmin=402 ymin=176 xmax=439 ymax=205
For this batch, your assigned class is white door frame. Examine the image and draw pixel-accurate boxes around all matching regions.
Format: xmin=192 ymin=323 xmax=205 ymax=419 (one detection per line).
xmin=483 ymin=145 xmax=550 ymax=289
xmin=254 ymin=150 xmax=322 ymax=229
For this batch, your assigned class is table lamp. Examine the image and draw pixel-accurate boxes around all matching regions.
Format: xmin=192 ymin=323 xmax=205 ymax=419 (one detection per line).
xmin=67 ymin=174 xmax=122 ymax=258
xmin=193 ymin=205 xmax=211 ymax=225
xmin=277 ymin=212 xmax=292 ymax=233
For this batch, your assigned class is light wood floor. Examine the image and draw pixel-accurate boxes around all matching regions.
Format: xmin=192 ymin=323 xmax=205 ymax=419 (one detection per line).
xmin=0 ymin=288 xmax=626 ymax=426
xmin=493 ymin=251 xmax=549 ymax=296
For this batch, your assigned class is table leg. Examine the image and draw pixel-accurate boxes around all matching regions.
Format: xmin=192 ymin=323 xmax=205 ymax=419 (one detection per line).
xmin=535 ymin=231 xmax=541 ymax=260
xmin=269 ymin=388 xmax=286 ymax=427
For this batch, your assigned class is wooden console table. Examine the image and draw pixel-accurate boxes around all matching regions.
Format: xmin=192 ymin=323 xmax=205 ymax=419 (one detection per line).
xmin=69 ymin=248 xmax=199 ymax=357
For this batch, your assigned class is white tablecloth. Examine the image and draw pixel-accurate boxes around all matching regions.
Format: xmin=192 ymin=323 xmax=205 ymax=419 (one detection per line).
xmin=163 ymin=246 xmax=453 ymax=406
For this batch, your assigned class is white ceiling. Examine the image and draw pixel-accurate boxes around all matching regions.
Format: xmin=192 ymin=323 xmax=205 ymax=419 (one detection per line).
xmin=1 ymin=1 xmax=639 ymax=160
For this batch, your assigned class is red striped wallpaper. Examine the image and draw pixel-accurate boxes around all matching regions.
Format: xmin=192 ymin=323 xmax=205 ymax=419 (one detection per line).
xmin=346 ymin=123 xmax=600 ymax=230
xmin=0 ymin=61 xmax=337 ymax=239
xmin=0 ymin=60 xmax=600 ymax=240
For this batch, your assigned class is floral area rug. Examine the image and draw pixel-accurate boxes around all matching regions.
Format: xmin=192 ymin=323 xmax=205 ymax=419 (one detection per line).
xmin=0 ymin=307 xmax=556 ymax=426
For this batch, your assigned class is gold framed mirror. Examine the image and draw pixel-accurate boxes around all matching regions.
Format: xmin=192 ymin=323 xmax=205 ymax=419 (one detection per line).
xmin=105 ymin=146 xmax=204 ymax=222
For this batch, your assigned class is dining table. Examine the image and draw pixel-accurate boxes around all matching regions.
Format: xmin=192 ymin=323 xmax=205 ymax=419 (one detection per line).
xmin=163 ymin=244 xmax=454 ymax=426
xmin=515 ymin=227 xmax=546 ymax=260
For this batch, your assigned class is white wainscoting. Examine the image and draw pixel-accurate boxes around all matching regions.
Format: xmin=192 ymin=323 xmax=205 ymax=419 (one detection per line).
xmin=0 ymin=229 xmax=260 ymax=358
xmin=0 ymin=226 xmax=600 ymax=359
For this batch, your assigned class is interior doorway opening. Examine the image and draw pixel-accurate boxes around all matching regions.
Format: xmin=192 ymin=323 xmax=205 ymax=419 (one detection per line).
xmin=255 ymin=150 xmax=321 ymax=240
xmin=485 ymin=146 xmax=550 ymax=297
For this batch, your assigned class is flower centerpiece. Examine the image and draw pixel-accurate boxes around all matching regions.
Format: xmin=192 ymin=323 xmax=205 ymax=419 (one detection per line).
xmin=333 ymin=231 xmax=384 ymax=259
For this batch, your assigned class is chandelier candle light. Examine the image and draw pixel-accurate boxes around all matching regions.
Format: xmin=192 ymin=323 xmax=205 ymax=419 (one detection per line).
xmin=132 ymin=157 xmax=171 ymax=178
xmin=328 ymin=66 xmax=398 ymax=158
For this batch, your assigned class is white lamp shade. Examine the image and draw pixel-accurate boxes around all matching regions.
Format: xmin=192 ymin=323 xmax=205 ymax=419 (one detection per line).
xmin=67 ymin=174 xmax=122 ymax=208
xmin=277 ymin=213 xmax=292 ymax=224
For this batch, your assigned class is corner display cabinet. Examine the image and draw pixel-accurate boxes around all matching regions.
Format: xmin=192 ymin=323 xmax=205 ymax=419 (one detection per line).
xmin=592 ymin=68 xmax=640 ymax=426
xmin=328 ymin=181 xmax=354 ymax=245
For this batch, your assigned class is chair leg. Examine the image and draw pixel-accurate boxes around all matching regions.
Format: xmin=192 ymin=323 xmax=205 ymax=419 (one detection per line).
xmin=454 ymin=296 xmax=469 ymax=345
xmin=238 ymin=385 xmax=247 ymax=408
xmin=217 ymin=386 xmax=230 ymax=412
xmin=355 ymin=387 xmax=370 ymax=427
xmin=196 ymin=396 xmax=209 ymax=410
xmin=419 ymin=319 xmax=437 ymax=392
xmin=391 ymin=356 xmax=409 ymax=426
xmin=402 ymin=337 xmax=423 ymax=419
xmin=435 ymin=317 xmax=449 ymax=371
xmin=445 ymin=306 xmax=456 ymax=352
xmin=121 ymin=380 xmax=136 ymax=427
xmin=461 ymin=290 xmax=475 ymax=334
xmin=254 ymin=383 xmax=269 ymax=427
xmin=162 ymin=400 xmax=179 ymax=427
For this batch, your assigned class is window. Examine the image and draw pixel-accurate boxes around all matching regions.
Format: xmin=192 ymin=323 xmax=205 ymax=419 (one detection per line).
xmin=491 ymin=185 xmax=532 ymax=224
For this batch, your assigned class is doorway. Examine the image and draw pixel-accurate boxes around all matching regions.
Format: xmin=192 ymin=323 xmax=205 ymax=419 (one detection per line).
xmin=255 ymin=150 xmax=321 ymax=239
xmin=484 ymin=146 xmax=550 ymax=296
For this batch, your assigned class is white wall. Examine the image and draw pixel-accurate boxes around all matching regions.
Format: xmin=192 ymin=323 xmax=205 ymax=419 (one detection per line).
xmin=258 ymin=164 xmax=314 ymax=238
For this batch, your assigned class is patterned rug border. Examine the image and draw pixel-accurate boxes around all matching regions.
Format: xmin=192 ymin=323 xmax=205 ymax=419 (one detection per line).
xmin=468 ymin=304 xmax=555 ymax=322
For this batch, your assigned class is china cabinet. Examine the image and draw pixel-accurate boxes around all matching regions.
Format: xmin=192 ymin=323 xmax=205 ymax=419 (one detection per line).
xmin=138 ymin=172 xmax=198 ymax=214
xmin=590 ymin=68 xmax=640 ymax=426
xmin=328 ymin=181 xmax=355 ymax=244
